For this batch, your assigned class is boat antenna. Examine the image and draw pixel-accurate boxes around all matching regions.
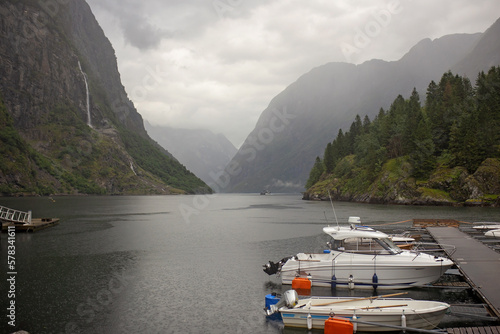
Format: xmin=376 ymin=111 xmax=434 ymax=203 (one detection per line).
xmin=328 ymin=191 xmax=339 ymax=229
xmin=324 ymin=211 xmax=329 ymax=226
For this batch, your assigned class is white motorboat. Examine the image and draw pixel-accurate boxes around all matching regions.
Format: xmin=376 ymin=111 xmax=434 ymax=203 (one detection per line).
xmin=263 ymin=217 xmax=454 ymax=290
xmin=473 ymin=223 xmax=500 ymax=230
xmin=485 ymin=229 xmax=500 ymax=238
xmin=389 ymin=232 xmax=416 ymax=250
xmin=269 ymin=290 xmax=449 ymax=331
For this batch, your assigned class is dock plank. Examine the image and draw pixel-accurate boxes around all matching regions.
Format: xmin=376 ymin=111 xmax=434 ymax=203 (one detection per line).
xmin=427 ymin=227 xmax=500 ymax=319
xmin=447 ymin=328 xmax=500 ymax=334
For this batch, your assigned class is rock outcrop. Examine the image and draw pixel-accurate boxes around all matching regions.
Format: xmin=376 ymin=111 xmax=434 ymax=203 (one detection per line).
xmin=303 ymin=157 xmax=500 ymax=206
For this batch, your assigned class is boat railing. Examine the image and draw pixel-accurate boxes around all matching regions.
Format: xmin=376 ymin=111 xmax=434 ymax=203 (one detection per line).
xmin=411 ymin=242 xmax=456 ymax=256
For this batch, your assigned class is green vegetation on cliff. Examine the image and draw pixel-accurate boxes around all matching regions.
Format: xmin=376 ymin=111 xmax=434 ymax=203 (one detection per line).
xmin=0 ymin=0 xmax=211 ymax=196
xmin=304 ymin=67 xmax=500 ymax=205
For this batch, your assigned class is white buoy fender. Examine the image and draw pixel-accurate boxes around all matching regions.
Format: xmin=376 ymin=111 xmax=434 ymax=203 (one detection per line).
xmin=401 ymin=310 xmax=406 ymax=333
xmin=352 ymin=310 xmax=358 ymax=333
xmin=307 ymin=313 xmax=312 ymax=330
xmin=348 ymin=275 xmax=355 ymax=290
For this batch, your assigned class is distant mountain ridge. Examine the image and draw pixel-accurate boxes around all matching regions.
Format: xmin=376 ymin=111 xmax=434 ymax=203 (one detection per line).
xmin=0 ymin=0 xmax=210 ymax=195
xmin=144 ymin=122 xmax=237 ymax=186
xmin=451 ymin=18 xmax=500 ymax=78
xmin=221 ymin=18 xmax=500 ymax=193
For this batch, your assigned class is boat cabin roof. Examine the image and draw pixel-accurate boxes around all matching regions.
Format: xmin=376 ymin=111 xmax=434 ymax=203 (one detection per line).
xmin=323 ymin=224 xmax=388 ymax=240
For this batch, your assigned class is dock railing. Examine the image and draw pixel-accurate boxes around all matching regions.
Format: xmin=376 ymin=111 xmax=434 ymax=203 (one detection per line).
xmin=0 ymin=205 xmax=32 ymax=225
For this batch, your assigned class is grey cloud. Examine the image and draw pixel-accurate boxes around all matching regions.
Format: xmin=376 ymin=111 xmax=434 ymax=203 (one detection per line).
xmin=86 ymin=0 xmax=500 ymax=146
xmin=119 ymin=18 xmax=171 ymax=50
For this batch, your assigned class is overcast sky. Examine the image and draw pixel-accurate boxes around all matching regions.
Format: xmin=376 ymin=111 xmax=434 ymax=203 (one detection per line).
xmin=86 ymin=0 xmax=499 ymax=148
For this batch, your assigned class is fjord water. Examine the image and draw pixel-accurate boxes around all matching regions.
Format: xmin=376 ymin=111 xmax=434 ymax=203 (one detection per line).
xmin=1 ymin=194 xmax=499 ymax=333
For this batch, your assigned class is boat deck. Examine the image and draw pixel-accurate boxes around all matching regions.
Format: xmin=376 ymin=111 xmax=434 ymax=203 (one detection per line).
xmin=427 ymin=227 xmax=500 ymax=319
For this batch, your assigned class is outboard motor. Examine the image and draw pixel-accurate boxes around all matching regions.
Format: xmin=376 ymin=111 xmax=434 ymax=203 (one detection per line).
xmin=266 ymin=290 xmax=299 ymax=315
xmin=263 ymin=257 xmax=291 ymax=275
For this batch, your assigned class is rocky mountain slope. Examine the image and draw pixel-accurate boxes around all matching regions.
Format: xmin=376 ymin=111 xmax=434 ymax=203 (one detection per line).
xmin=0 ymin=0 xmax=210 ymax=195
xmin=221 ymin=18 xmax=500 ymax=193
xmin=144 ymin=122 xmax=237 ymax=186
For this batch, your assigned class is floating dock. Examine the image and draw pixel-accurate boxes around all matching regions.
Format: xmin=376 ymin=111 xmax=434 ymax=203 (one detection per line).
xmin=2 ymin=218 xmax=60 ymax=232
xmin=1 ymin=205 xmax=59 ymax=232
xmin=427 ymin=226 xmax=500 ymax=319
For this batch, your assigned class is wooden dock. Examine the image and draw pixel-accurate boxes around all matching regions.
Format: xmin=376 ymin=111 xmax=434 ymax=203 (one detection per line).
xmin=427 ymin=227 xmax=500 ymax=319
xmin=447 ymin=326 xmax=500 ymax=333
xmin=414 ymin=219 xmax=460 ymax=228
xmin=1 ymin=218 xmax=60 ymax=232
xmin=1 ymin=205 xmax=59 ymax=232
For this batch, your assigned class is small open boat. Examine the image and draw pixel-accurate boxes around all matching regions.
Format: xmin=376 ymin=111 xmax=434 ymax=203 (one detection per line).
xmin=472 ymin=223 xmax=500 ymax=230
xmin=269 ymin=290 xmax=449 ymax=332
xmin=485 ymin=229 xmax=500 ymax=238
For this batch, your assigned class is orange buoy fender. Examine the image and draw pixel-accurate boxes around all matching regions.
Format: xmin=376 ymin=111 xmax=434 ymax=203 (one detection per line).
xmin=292 ymin=277 xmax=311 ymax=290
xmin=324 ymin=317 xmax=353 ymax=334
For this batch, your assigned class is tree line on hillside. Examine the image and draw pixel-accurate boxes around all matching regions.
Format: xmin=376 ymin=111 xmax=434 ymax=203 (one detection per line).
xmin=306 ymin=67 xmax=500 ymax=189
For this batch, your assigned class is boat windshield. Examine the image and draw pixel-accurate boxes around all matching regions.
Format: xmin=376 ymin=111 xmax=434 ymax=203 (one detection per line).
xmin=330 ymin=237 xmax=402 ymax=255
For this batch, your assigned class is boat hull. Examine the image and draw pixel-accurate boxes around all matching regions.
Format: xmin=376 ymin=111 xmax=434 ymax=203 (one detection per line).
xmin=280 ymin=298 xmax=449 ymax=331
xmin=485 ymin=229 xmax=500 ymax=238
xmin=280 ymin=251 xmax=453 ymax=289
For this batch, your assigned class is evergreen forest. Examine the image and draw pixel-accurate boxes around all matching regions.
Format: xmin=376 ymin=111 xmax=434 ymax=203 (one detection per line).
xmin=305 ymin=67 xmax=500 ymax=205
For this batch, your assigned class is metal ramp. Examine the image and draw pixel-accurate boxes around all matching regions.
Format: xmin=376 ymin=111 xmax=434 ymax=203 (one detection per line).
xmin=0 ymin=205 xmax=32 ymax=225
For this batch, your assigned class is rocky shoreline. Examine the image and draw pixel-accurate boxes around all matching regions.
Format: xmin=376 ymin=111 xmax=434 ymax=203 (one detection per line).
xmin=303 ymin=158 xmax=500 ymax=207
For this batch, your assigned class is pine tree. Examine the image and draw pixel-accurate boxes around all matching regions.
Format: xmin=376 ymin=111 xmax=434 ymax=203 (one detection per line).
xmin=306 ymin=156 xmax=324 ymax=189
xmin=427 ymin=72 xmax=474 ymax=153
xmin=323 ymin=142 xmax=335 ymax=173
xmin=403 ymin=88 xmax=422 ymax=154
xmin=410 ymin=116 xmax=435 ymax=178
xmin=345 ymin=115 xmax=362 ymax=154
xmin=449 ymin=110 xmax=483 ymax=172
xmin=475 ymin=67 xmax=500 ymax=159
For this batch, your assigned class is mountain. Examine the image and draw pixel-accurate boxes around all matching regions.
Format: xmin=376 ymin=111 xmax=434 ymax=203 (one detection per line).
xmin=451 ymin=18 xmax=500 ymax=79
xmin=144 ymin=122 xmax=237 ymax=186
xmin=0 ymin=0 xmax=211 ymax=195
xmin=221 ymin=18 xmax=500 ymax=193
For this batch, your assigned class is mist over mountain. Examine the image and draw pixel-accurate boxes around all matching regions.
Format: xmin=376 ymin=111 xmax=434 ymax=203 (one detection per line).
xmin=144 ymin=122 xmax=237 ymax=186
xmin=451 ymin=18 xmax=500 ymax=78
xmin=0 ymin=0 xmax=210 ymax=195
xmin=221 ymin=18 xmax=500 ymax=193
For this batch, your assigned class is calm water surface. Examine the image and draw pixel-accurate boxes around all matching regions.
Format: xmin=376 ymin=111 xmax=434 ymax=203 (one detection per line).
xmin=1 ymin=194 xmax=499 ymax=333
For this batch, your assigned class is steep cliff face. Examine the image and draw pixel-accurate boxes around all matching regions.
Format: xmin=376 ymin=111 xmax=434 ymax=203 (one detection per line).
xmin=0 ymin=0 xmax=210 ymax=195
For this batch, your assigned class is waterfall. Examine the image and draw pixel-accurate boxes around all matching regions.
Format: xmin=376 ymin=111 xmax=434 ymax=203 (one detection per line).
xmin=130 ymin=161 xmax=137 ymax=176
xmin=78 ymin=61 xmax=92 ymax=128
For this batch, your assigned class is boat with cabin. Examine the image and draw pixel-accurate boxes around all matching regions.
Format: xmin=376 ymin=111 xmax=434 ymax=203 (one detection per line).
xmin=263 ymin=217 xmax=454 ymax=289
